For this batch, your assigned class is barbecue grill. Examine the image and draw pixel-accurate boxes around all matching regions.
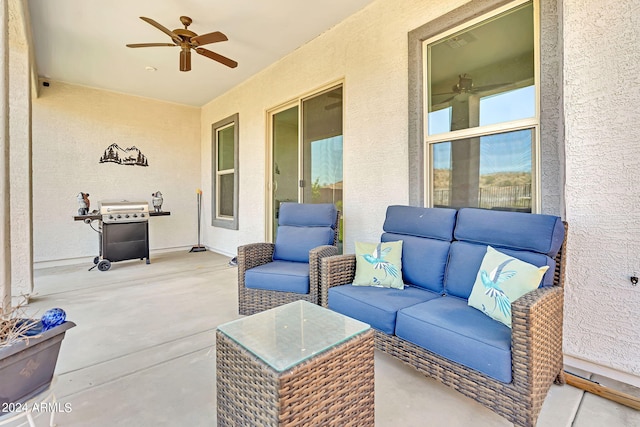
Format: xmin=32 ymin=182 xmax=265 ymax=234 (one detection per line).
xmin=93 ymin=200 xmax=151 ymax=271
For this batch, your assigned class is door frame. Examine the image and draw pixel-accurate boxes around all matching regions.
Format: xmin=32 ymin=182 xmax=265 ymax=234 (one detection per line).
xmin=265 ymin=80 xmax=344 ymax=242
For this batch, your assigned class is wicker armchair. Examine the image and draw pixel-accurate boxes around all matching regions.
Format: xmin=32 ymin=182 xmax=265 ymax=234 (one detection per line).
xmin=319 ymin=220 xmax=568 ymax=427
xmin=238 ymin=203 xmax=339 ymax=316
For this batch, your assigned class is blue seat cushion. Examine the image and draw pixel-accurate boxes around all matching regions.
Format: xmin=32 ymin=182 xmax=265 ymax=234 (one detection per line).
xmin=382 ymin=233 xmax=450 ymax=293
xmin=273 ymin=226 xmax=335 ymax=263
xmin=245 ymin=260 xmax=310 ymax=294
xmin=454 ymin=208 xmax=565 ymax=258
xmin=395 ymin=296 xmax=513 ymax=383
xmin=444 ymin=241 xmax=556 ymax=299
xmin=383 ymin=206 xmax=457 ymax=241
xmin=328 ymin=285 xmax=440 ymax=334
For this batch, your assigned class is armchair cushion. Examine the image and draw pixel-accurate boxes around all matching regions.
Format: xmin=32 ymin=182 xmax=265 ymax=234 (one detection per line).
xmin=278 ymin=202 xmax=337 ymax=227
xmin=273 ymin=226 xmax=335 ymax=263
xmin=272 ymin=203 xmax=338 ymax=263
xmin=245 ymin=260 xmax=310 ymax=294
xmin=328 ymin=285 xmax=439 ymax=334
xmin=395 ymin=296 xmax=512 ymax=383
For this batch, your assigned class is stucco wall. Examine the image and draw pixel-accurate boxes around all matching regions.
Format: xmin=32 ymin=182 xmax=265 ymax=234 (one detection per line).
xmin=563 ymin=0 xmax=640 ymax=379
xmin=32 ymin=82 xmax=201 ymax=263
xmin=8 ymin=0 xmax=33 ymax=294
xmin=197 ymin=0 xmax=640 ymax=383
xmin=200 ymin=0 xmax=467 ymax=255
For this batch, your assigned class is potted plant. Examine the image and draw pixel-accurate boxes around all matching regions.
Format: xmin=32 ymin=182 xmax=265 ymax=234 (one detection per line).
xmin=0 ymin=304 xmax=75 ymax=406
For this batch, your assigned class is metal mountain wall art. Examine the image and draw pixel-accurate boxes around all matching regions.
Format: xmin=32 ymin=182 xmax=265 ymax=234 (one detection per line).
xmin=99 ymin=143 xmax=149 ymax=167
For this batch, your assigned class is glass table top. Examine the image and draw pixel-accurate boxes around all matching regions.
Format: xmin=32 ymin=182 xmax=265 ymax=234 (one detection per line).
xmin=217 ymin=301 xmax=370 ymax=372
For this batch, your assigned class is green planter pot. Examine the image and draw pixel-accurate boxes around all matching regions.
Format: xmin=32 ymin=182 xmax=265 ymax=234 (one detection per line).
xmin=0 ymin=321 xmax=75 ymax=405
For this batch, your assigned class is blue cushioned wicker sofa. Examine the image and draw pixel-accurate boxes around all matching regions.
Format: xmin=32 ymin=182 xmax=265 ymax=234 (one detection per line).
xmin=319 ymin=206 xmax=567 ymax=427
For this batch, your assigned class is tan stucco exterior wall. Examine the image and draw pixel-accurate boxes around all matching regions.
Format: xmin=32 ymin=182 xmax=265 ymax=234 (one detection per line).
xmin=8 ymin=0 xmax=33 ymax=296
xmin=562 ymin=0 xmax=640 ymax=382
xmin=32 ymin=83 xmax=201 ymax=263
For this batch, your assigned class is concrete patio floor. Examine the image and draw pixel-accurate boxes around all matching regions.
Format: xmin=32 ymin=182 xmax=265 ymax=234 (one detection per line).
xmin=9 ymin=250 xmax=640 ymax=426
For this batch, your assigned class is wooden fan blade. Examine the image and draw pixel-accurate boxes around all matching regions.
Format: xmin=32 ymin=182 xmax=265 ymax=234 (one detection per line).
xmin=140 ymin=17 xmax=182 ymax=44
xmin=126 ymin=43 xmax=176 ymax=48
xmin=180 ymin=49 xmax=191 ymax=72
xmin=195 ymin=48 xmax=238 ymax=68
xmin=191 ymin=31 xmax=228 ymax=47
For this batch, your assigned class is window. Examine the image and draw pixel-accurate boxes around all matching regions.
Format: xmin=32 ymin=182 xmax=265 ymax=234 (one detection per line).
xmin=409 ymin=0 xmax=543 ymax=213
xmin=212 ymin=113 xmax=239 ymax=229
xmin=425 ymin=1 xmax=537 ymax=212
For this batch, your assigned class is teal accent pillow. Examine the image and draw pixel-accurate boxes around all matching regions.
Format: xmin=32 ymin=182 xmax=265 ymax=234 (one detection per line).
xmin=468 ymin=246 xmax=549 ymax=328
xmin=353 ymin=241 xmax=404 ymax=289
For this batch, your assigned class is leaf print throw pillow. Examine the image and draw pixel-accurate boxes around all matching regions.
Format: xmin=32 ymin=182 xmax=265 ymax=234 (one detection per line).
xmin=353 ymin=241 xmax=404 ymax=289
xmin=468 ymin=246 xmax=548 ymax=328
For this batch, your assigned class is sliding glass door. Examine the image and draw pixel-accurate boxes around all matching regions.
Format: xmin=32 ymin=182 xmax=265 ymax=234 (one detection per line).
xmin=269 ymin=85 xmax=343 ymax=247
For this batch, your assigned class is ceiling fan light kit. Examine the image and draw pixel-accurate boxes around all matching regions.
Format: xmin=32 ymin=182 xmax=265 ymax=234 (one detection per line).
xmin=126 ymin=15 xmax=238 ymax=72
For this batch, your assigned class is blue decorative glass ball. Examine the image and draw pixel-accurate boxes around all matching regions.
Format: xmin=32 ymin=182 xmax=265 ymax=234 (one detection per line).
xmin=41 ymin=308 xmax=66 ymax=331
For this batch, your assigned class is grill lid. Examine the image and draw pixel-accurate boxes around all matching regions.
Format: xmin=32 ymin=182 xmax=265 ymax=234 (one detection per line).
xmin=100 ymin=200 xmax=149 ymax=222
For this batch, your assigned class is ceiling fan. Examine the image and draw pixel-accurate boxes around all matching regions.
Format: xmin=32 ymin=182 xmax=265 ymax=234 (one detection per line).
xmin=432 ymin=74 xmax=510 ymax=103
xmin=126 ymin=16 xmax=238 ymax=72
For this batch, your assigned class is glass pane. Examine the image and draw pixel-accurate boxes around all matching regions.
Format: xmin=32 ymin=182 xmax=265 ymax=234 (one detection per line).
xmin=427 ymin=2 xmax=534 ymax=135
xmin=217 ymin=125 xmax=235 ymax=171
xmin=218 ymin=173 xmax=234 ymax=217
xmin=272 ymin=106 xmax=299 ymax=235
xmin=432 ymin=129 xmax=533 ymax=212
xmin=302 ymin=86 xmax=343 ymax=249
xmin=218 ymin=301 xmax=369 ymax=372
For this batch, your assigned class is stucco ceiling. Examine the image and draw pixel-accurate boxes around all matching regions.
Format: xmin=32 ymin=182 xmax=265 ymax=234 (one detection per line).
xmin=27 ymin=0 xmax=376 ymax=107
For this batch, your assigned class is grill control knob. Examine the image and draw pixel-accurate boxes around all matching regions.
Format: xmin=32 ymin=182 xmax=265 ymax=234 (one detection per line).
xmin=117 ymin=214 xmax=121 ymax=219
xmin=125 ymin=214 xmax=130 ymax=218
xmin=133 ymin=214 xmax=138 ymax=218
xmin=109 ymin=215 xmax=114 ymax=220
xmin=140 ymin=213 xmax=145 ymax=218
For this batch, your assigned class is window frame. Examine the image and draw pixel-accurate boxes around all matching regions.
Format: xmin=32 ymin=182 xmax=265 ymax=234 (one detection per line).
xmin=422 ymin=0 xmax=539 ymax=212
xmin=211 ymin=113 xmax=239 ymax=230
xmin=407 ymin=0 xmax=564 ymax=215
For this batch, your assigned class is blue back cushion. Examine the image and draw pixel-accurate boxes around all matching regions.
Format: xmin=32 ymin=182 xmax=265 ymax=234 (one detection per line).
xmin=454 ymin=208 xmax=565 ymax=257
xmin=445 ymin=208 xmax=564 ymax=299
xmin=273 ymin=203 xmax=337 ymax=263
xmin=381 ymin=206 xmax=457 ymax=293
xmin=383 ymin=205 xmax=457 ymax=241
xmin=445 ymin=241 xmax=556 ymax=299
xmin=278 ymin=202 xmax=337 ymax=228
xmin=382 ymin=233 xmax=450 ymax=293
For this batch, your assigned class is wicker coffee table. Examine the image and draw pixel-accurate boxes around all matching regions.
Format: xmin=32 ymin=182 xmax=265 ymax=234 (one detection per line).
xmin=216 ymin=300 xmax=374 ymax=426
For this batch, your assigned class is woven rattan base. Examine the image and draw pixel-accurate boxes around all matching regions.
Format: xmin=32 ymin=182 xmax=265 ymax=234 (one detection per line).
xmin=216 ymin=329 xmax=374 ymax=426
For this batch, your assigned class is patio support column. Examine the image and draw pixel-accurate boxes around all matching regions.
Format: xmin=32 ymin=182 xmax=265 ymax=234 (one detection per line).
xmin=8 ymin=0 xmax=34 ymax=297
xmin=0 ymin=0 xmax=12 ymax=313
